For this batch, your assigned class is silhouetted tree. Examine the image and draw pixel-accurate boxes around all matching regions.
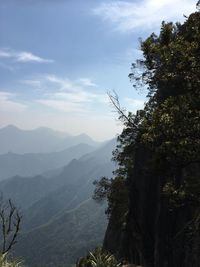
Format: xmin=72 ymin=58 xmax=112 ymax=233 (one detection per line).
xmin=0 ymin=196 xmax=22 ymax=254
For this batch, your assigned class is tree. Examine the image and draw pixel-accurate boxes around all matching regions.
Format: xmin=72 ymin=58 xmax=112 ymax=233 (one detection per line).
xmin=93 ymin=91 xmax=143 ymax=225
xmin=0 ymin=196 xmax=22 ymax=254
xmin=129 ymin=11 xmax=200 ymax=266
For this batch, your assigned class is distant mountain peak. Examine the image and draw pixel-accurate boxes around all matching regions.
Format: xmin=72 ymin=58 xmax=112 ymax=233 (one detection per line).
xmin=2 ymin=124 xmax=19 ymax=130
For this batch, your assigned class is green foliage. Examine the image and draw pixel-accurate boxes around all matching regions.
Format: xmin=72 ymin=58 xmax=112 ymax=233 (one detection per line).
xmin=93 ymin=176 xmax=128 ymax=226
xmin=130 ymin=13 xmax=200 ymax=102
xmin=163 ymin=171 xmax=200 ymax=211
xmin=76 ymin=247 xmax=121 ymax=267
xmin=112 ymin=112 xmax=137 ymax=178
xmin=141 ymin=94 xmax=200 ymax=169
xmin=93 ymin=177 xmax=111 ymax=202
xmin=129 ymin=11 xmax=200 ymax=202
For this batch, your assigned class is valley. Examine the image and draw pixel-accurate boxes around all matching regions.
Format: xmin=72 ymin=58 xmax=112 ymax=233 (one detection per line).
xmin=0 ymin=125 xmax=115 ymax=266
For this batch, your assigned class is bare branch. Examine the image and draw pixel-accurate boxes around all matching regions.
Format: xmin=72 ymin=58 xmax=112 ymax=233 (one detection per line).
xmin=107 ymin=90 xmax=137 ymax=129
xmin=0 ymin=197 xmax=22 ymax=254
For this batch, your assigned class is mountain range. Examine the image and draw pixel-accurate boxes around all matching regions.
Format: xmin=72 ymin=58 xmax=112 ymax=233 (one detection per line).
xmin=0 ymin=125 xmax=100 ymax=154
xmin=0 ymin=143 xmax=95 ymax=180
xmin=0 ymin=126 xmax=117 ymax=266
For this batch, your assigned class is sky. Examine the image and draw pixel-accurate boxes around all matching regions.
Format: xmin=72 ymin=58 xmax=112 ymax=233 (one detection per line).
xmin=0 ymin=0 xmax=196 ymax=140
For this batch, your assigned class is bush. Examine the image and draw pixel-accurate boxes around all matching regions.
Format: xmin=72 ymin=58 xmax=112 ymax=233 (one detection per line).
xmin=76 ymin=247 xmax=121 ymax=267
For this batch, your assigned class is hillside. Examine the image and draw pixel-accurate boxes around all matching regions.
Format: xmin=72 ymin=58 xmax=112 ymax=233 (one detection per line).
xmin=14 ymin=199 xmax=107 ymax=267
xmin=0 ymin=139 xmax=116 ymax=266
xmin=0 ymin=143 xmax=95 ymax=180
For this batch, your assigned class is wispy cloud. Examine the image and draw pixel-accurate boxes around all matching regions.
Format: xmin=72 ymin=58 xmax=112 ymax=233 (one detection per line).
xmin=45 ymin=75 xmax=76 ymax=91
xmin=52 ymin=91 xmax=107 ymax=104
xmin=79 ymin=78 xmax=97 ymax=87
xmin=37 ymin=90 xmax=108 ymax=113
xmin=37 ymin=99 xmax=85 ymax=113
xmin=0 ymin=48 xmax=53 ymax=63
xmin=0 ymin=91 xmax=27 ymax=112
xmin=16 ymin=52 xmax=53 ymax=63
xmin=28 ymin=74 xmax=108 ymax=113
xmin=93 ymin=0 xmax=195 ymax=33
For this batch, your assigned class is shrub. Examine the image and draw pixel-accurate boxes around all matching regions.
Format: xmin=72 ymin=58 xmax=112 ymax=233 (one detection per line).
xmin=0 ymin=254 xmax=24 ymax=267
xmin=76 ymin=247 xmax=121 ymax=267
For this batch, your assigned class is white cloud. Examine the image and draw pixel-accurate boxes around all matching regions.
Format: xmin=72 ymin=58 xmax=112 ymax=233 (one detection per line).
xmin=93 ymin=0 xmax=195 ymax=33
xmin=37 ymin=91 xmax=108 ymax=113
xmin=34 ymin=74 xmax=108 ymax=113
xmin=79 ymin=78 xmax=97 ymax=87
xmin=16 ymin=52 xmax=53 ymax=63
xmin=45 ymin=75 xmax=75 ymax=91
xmin=0 ymin=50 xmax=11 ymax=58
xmin=0 ymin=48 xmax=53 ymax=63
xmin=53 ymin=91 xmax=107 ymax=103
xmin=0 ymin=91 xmax=27 ymax=112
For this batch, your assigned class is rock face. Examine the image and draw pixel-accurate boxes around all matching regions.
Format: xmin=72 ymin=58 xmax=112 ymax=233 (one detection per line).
xmin=103 ymin=144 xmax=200 ymax=267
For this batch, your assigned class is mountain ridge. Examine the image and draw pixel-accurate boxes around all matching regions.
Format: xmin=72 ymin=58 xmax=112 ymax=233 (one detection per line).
xmin=0 ymin=143 xmax=96 ymax=180
xmin=0 ymin=125 xmax=101 ymax=154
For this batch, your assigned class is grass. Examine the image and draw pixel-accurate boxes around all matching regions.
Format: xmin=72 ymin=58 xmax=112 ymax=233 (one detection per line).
xmin=0 ymin=254 xmax=24 ymax=267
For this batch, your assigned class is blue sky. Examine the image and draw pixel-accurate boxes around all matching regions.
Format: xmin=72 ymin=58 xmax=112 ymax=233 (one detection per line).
xmin=0 ymin=0 xmax=195 ymax=140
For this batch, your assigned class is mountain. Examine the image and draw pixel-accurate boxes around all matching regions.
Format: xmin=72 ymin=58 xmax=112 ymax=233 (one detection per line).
xmin=0 ymin=175 xmax=55 ymax=210
xmin=22 ymin=159 xmax=114 ymax=231
xmin=0 ymin=139 xmax=117 ymax=266
xmin=0 ymin=125 xmax=100 ymax=154
xmin=0 ymin=143 xmax=95 ymax=180
xmin=80 ymin=138 xmax=117 ymax=164
xmin=0 ymin=139 xmax=116 ymax=210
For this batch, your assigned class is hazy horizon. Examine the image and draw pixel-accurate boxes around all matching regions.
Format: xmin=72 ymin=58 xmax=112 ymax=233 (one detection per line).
xmin=0 ymin=123 xmax=111 ymax=142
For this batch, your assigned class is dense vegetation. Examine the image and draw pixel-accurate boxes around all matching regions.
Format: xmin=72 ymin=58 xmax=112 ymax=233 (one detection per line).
xmin=94 ymin=8 xmax=200 ymax=267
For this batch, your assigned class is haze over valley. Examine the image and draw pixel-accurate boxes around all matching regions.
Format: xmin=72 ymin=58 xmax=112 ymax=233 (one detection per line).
xmin=0 ymin=124 xmax=116 ymax=266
